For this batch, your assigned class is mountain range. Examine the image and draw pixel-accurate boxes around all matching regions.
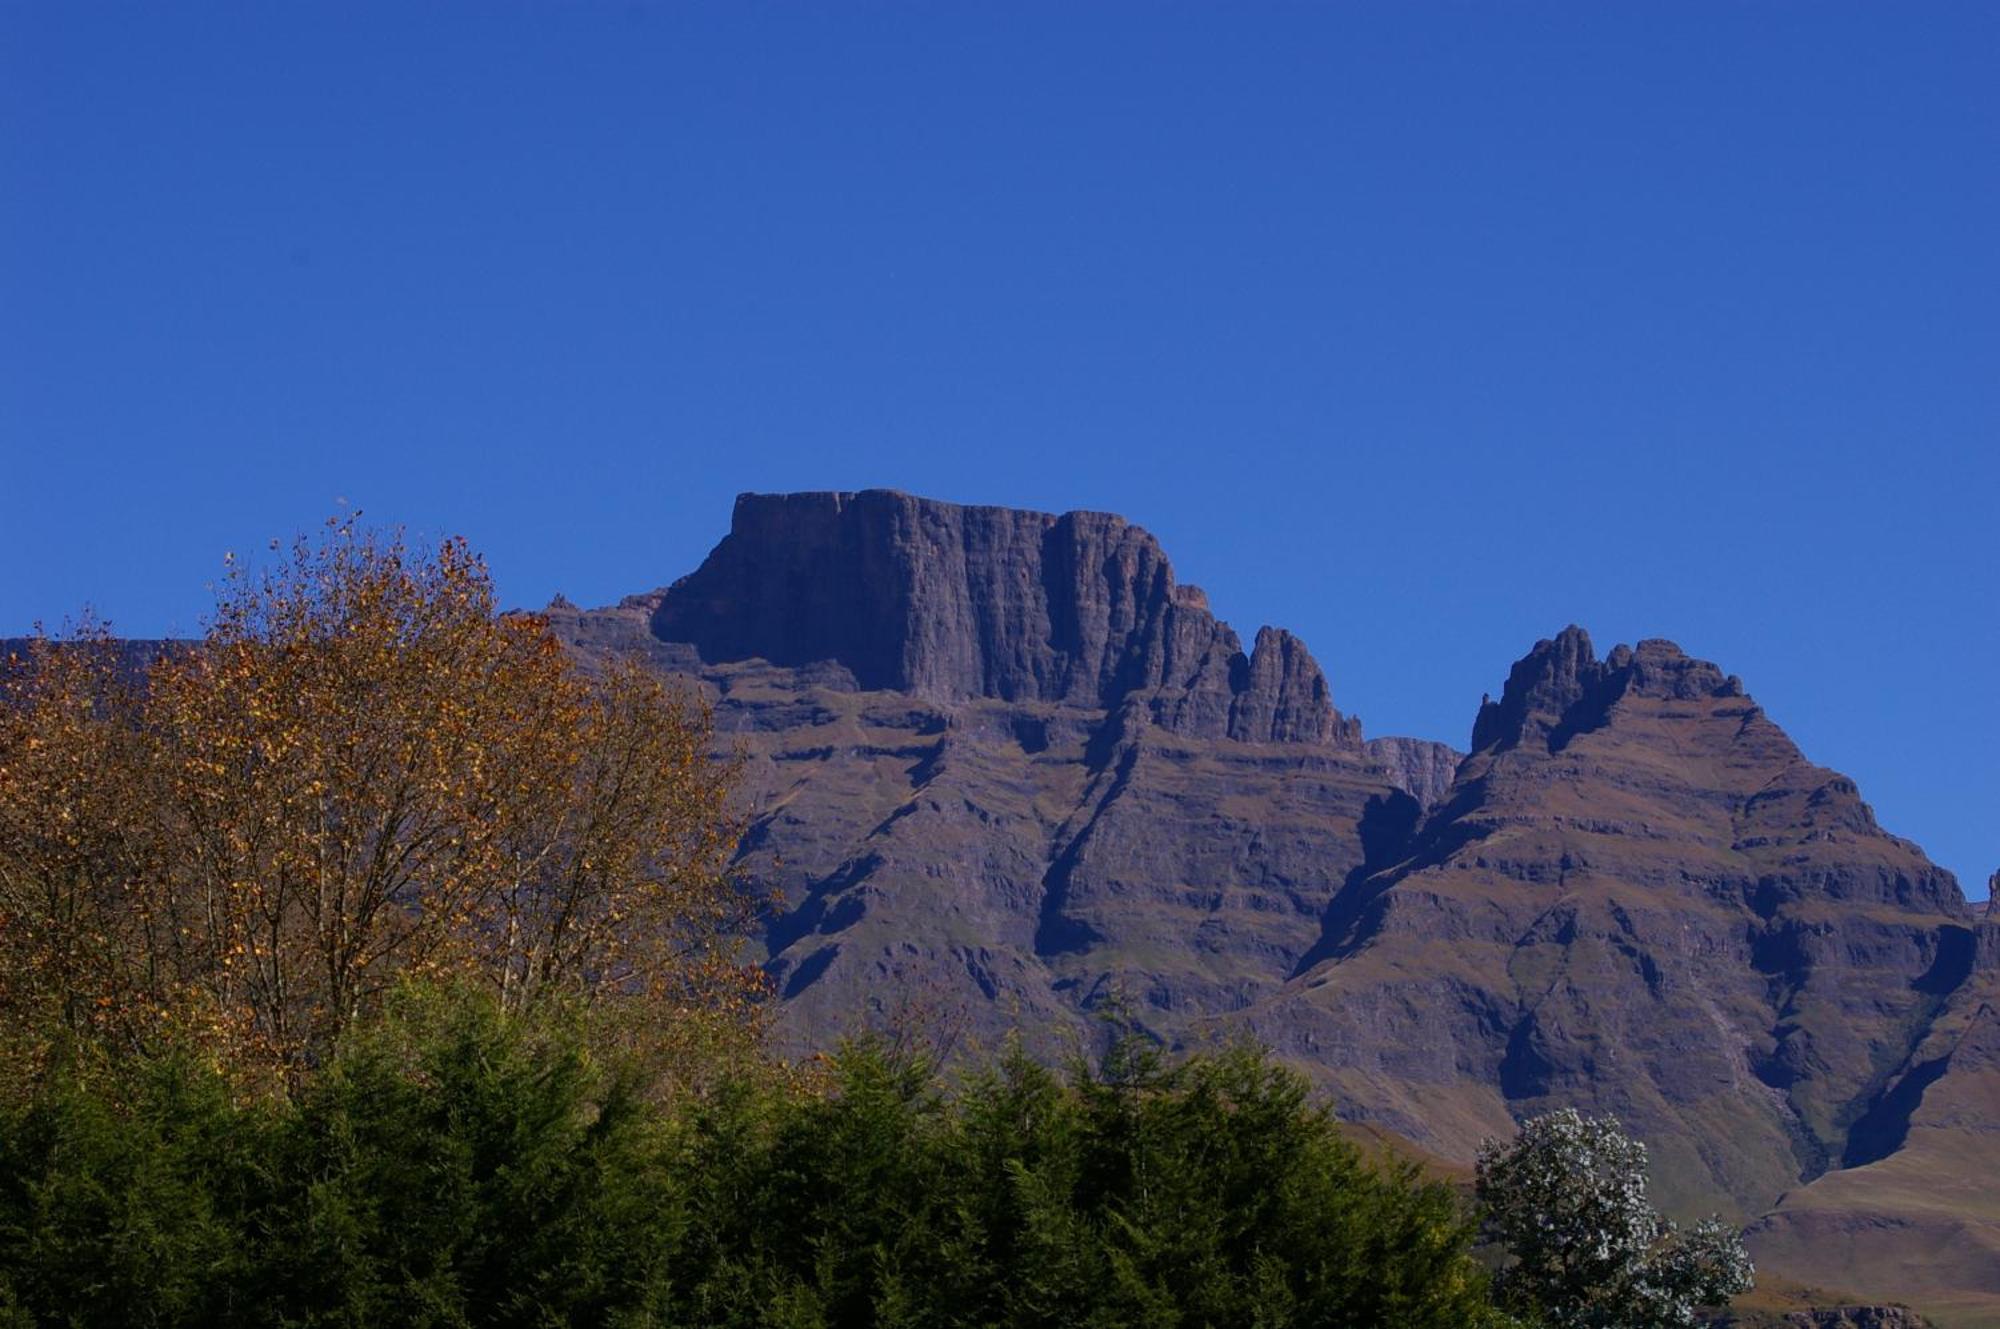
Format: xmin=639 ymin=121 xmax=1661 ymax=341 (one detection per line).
xmin=545 ymin=490 xmax=1997 ymax=1325
xmin=12 ymin=490 xmax=1985 ymax=1321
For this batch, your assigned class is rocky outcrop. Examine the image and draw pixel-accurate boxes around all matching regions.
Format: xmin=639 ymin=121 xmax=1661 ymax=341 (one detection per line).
xmin=1469 ymin=625 xmax=1747 ymax=755
xmin=1746 ymin=920 xmax=2000 ymax=1323
xmin=647 ymin=491 xmax=1360 ymax=745
xmin=1363 ymin=735 xmax=1463 ymax=810
xmin=1707 ymin=1308 xmax=1933 ymax=1329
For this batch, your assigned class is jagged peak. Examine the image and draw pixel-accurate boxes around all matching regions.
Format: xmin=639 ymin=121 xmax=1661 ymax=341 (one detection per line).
xmin=1227 ymin=626 xmax=1358 ymax=745
xmin=1620 ymin=637 xmax=1746 ymax=701
xmin=1469 ymin=624 xmax=1604 ymax=753
xmin=1470 ymin=627 xmax=1746 ymax=754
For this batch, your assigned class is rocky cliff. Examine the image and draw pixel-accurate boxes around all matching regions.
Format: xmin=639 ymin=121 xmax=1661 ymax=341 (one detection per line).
xmin=545 ymin=491 xmax=1991 ymax=1322
xmin=649 ymin=491 xmax=1359 ymax=744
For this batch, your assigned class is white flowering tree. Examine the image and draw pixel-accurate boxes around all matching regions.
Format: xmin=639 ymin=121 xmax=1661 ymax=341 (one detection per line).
xmin=1476 ymin=1109 xmax=1754 ymax=1329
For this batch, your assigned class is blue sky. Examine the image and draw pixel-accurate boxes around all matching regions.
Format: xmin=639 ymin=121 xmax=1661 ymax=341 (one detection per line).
xmin=3 ymin=3 xmax=1993 ymax=898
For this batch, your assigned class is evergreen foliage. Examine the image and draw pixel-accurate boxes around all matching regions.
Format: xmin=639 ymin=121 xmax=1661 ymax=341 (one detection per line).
xmin=0 ymin=986 xmax=1518 ymax=1328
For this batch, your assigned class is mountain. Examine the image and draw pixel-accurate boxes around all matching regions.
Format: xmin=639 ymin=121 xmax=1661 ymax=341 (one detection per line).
xmin=1742 ymin=895 xmax=2000 ymax=1326
xmin=22 ymin=488 xmax=1987 ymax=1321
xmin=1240 ymin=626 xmax=1969 ymax=1219
xmin=547 ymin=491 xmax=1430 ymax=1061
xmin=549 ymin=491 xmax=1989 ymax=1238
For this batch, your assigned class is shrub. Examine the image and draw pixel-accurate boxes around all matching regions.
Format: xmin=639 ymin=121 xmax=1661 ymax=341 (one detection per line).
xmin=1476 ymin=1107 xmax=1754 ymax=1329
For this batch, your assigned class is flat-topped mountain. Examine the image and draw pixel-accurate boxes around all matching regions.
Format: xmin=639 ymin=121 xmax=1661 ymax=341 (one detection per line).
xmin=549 ymin=491 xmax=1439 ymax=1061
xmin=547 ymin=490 xmax=1994 ymax=1323
xmin=646 ymin=490 xmax=1356 ymax=743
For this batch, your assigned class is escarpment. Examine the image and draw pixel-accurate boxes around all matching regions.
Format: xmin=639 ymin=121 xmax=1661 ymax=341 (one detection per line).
xmin=646 ymin=491 xmax=1359 ymax=744
xmin=535 ymin=490 xmax=1987 ymax=1320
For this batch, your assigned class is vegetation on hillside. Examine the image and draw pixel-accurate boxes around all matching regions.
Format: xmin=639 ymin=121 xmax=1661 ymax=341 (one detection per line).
xmin=0 ymin=987 xmax=1522 ymax=1328
xmin=1478 ymin=1108 xmax=1753 ymax=1329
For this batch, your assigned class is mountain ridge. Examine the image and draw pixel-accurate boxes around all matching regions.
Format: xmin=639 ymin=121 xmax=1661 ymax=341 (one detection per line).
xmin=542 ymin=488 xmax=1992 ymax=1323
xmin=11 ymin=489 xmax=1993 ymax=1322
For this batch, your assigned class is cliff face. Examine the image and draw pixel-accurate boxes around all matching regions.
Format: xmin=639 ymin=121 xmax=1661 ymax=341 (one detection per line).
xmin=547 ymin=490 xmax=1990 ymax=1315
xmin=650 ymin=491 xmax=1359 ymax=745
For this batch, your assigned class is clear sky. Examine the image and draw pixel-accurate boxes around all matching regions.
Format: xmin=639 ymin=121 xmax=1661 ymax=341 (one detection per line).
xmin=3 ymin=4 xmax=1993 ymax=898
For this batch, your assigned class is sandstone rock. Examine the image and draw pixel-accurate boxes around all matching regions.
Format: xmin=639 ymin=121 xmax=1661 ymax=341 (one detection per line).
xmin=1707 ymin=1307 xmax=1933 ymax=1329
xmin=1774 ymin=1310 xmax=1931 ymax=1329
xmin=647 ymin=491 xmax=1360 ymax=745
xmin=1363 ymin=735 xmax=1463 ymax=810
xmin=1747 ymin=915 xmax=2000 ymax=1324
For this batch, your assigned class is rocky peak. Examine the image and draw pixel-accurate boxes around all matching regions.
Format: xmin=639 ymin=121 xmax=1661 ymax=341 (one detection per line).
xmin=1226 ymin=626 xmax=1358 ymax=745
xmin=1618 ymin=637 xmax=1746 ymax=701
xmin=1469 ymin=624 xmax=1610 ymax=752
xmin=1469 ymin=627 xmax=1745 ymax=754
xmin=647 ymin=490 xmax=1359 ymax=745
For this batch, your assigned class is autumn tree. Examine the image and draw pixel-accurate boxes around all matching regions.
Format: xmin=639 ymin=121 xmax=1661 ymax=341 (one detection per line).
xmin=0 ymin=625 xmax=163 ymax=1065
xmin=0 ymin=519 xmax=757 ymax=1079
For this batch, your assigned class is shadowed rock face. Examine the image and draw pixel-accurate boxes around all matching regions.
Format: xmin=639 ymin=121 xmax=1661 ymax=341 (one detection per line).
xmin=536 ymin=492 xmax=1991 ymax=1317
xmin=1745 ymin=902 xmax=2000 ymax=1324
xmin=547 ymin=492 xmax=1404 ymax=1065
xmin=1362 ymin=735 xmax=1463 ymax=812
xmin=650 ymin=491 xmax=1359 ymax=745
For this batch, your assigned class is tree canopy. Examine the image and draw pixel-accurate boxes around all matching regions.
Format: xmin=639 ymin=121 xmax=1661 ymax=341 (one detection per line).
xmin=1477 ymin=1107 xmax=1754 ymax=1329
xmin=0 ymin=519 xmax=756 ymax=1081
xmin=0 ymin=989 xmax=1522 ymax=1329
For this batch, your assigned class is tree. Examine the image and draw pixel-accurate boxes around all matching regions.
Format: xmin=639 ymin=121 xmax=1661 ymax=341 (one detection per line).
xmin=1476 ymin=1108 xmax=1754 ymax=1329
xmin=668 ymin=1038 xmax=1520 ymax=1328
xmin=0 ymin=1010 xmax=1527 ymax=1328
xmin=0 ymin=623 xmax=163 ymax=1069
xmin=0 ymin=518 xmax=759 ymax=1079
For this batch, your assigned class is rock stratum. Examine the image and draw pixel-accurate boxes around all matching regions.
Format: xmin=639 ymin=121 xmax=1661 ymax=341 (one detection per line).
xmin=29 ymin=489 xmax=1988 ymax=1322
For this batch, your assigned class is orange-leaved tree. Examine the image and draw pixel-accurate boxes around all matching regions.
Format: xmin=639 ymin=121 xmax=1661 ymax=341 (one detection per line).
xmin=0 ymin=519 xmax=757 ymax=1079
